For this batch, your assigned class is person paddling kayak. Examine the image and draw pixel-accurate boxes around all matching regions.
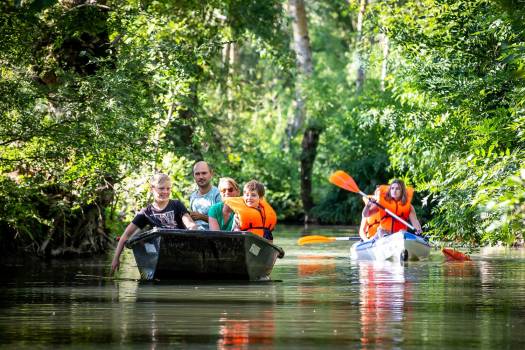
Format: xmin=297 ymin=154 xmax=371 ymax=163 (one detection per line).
xmin=362 ymin=179 xmax=422 ymax=238
xmin=359 ymin=195 xmax=381 ymax=241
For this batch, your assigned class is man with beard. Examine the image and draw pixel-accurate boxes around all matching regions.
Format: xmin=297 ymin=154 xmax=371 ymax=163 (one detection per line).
xmin=189 ymin=161 xmax=222 ymax=229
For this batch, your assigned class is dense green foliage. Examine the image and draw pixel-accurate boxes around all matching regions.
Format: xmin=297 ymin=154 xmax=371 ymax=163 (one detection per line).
xmin=0 ymin=0 xmax=285 ymax=254
xmin=1 ymin=0 xmax=524 ymax=255
xmin=378 ymin=0 xmax=525 ymax=244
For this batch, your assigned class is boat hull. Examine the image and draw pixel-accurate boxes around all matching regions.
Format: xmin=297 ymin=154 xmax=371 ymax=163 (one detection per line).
xmin=125 ymin=228 xmax=285 ymax=281
xmin=350 ymin=231 xmax=431 ymax=261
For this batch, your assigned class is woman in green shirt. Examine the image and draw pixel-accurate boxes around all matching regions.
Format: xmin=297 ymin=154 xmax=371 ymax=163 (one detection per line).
xmin=208 ymin=177 xmax=240 ymax=231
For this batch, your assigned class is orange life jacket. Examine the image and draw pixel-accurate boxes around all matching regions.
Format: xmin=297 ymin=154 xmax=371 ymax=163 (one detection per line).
xmin=376 ymin=185 xmax=414 ymax=233
xmin=360 ymin=196 xmax=381 ymax=239
xmin=223 ymin=197 xmax=277 ymax=238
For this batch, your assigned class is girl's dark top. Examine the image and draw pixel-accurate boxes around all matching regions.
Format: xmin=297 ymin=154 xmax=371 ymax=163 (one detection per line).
xmin=132 ymin=199 xmax=189 ymax=229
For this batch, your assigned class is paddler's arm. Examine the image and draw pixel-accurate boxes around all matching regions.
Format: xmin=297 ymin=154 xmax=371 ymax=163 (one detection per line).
xmin=182 ymin=213 xmax=199 ymax=230
xmin=409 ymin=206 xmax=422 ymax=234
xmin=358 ymin=215 xmax=368 ymax=241
xmin=111 ymin=222 xmax=139 ymax=275
xmin=362 ymin=197 xmax=379 ymax=217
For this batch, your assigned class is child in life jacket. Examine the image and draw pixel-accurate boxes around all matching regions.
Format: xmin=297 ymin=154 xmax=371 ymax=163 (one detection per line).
xmin=359 ymin=195 xmax=381 ymax=241
xmin=362 ymin=179 xmax=422 ymax=238
xmin=227 ymin=180 xmax=277 ymax=241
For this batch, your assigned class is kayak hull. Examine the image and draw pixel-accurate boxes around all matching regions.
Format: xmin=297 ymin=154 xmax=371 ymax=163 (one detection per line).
xmin=350 ymin=231 xmax=431 ymax=261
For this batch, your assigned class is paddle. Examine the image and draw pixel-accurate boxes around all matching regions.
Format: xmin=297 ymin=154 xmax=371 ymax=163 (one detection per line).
xmin=330 ymin=171 xmax=416 ymax=230
xmin=329 ymin=170 xmax=471 ymax=261
xmin=297 ymin=235 xmax=360 ymax=245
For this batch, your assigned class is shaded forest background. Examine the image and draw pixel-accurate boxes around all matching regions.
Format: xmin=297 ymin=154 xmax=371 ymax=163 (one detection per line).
xmin=1 ymin=0 xmax=524 ymax=256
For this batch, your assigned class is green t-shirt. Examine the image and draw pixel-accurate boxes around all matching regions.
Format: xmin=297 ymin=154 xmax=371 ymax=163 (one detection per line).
xmin=208 ymin=202 xmax=234 ymax=231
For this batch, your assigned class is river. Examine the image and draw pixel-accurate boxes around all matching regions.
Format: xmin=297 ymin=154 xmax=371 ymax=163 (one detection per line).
xmin=1 ymin=225 xmax=525 ymax=349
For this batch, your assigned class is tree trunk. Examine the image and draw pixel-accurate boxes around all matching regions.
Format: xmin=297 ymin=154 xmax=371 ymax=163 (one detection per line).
xmin=355 ymin=0 xmax=368 ymax=92
xmin=300 ymin=125 xmax=321 ymax=223
xmin=379 ymin=33 xmax=389 ymax=91
xmin=221 ymin=41 xmax=231 ymax=98
xmin=287 ymin=0 xmax=320 ymax=223
xmin=37 ymin=178 xmax=115 ymax=257
xmin=227 ymin=42 xmax=240 ymax=121
xmin=284 ymin=0 xmax=313 ymax=143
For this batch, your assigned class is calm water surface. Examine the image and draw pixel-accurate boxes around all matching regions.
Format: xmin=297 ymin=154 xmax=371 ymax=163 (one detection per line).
xmin=2 ymin=225 xmax=525 ymax=349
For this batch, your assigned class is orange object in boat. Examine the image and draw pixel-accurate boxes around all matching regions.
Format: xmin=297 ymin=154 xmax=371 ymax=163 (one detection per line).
xmin=223 ymin=197 xmax=277 ymax=238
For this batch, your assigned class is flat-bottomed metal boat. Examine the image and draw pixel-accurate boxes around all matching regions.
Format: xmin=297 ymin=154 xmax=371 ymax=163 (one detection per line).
xmin=125 ymin=227 xmax=285 ymax=281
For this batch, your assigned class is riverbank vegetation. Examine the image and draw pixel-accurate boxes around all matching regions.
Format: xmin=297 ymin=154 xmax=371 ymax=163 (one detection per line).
xmin=1 ymin=0 xmax=524 ymax=256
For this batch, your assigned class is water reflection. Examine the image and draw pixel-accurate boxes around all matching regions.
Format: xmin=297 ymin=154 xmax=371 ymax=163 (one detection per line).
xmin=4 ymin=227 xmax=525 ymax=349
xmin=217 ymin=308 xmax=275 ymax=349
xmin=357 ymin=261 xmax=406 ymax=349
xmin=297 ymin=255 xmax=337 ymax=277
xmin=106 ymin=278 xmax=281 ymax=349
xmin=443 ymin=260 xmax=478 ymax=279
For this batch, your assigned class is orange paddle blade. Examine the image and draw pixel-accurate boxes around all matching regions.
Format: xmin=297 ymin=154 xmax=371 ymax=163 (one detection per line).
xmin=297 ymin=235 xmax=337 ymax=245
xmin=329 ymin=170 xmax=360 ymax=193
xmin=442 ymin=247 xmax=471 ymax=261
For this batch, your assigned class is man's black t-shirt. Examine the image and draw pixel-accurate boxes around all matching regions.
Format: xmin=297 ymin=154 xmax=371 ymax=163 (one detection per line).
xmin=132 ymin=200 xmax=189 ymax=229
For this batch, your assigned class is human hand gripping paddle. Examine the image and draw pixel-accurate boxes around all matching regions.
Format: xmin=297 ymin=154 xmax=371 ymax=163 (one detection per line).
xmin=298 ymin=170 xmax=470 ymax=261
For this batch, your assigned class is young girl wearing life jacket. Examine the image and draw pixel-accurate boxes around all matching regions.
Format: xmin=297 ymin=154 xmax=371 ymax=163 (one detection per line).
xmin=359 ymin=195 xmax=381 ymax=241
xmin=362 ymin=179 xmax=422 ymax=238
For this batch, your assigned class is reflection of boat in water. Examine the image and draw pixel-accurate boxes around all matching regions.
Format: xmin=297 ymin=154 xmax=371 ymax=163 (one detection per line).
xmin=217 ymin=309 xmax=276 ymax=349
xmin=351 ymin=231 xmax=431 ymax=261
xmin=358 ymin=260 xmax=407 ymax=348
xmin=125 ymin=228 xmax=285 ymax=281
xmin=109 ymin=280 xmax=281 ymax=349
xmin=297 ymin=255 xmax=337 ymax=277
